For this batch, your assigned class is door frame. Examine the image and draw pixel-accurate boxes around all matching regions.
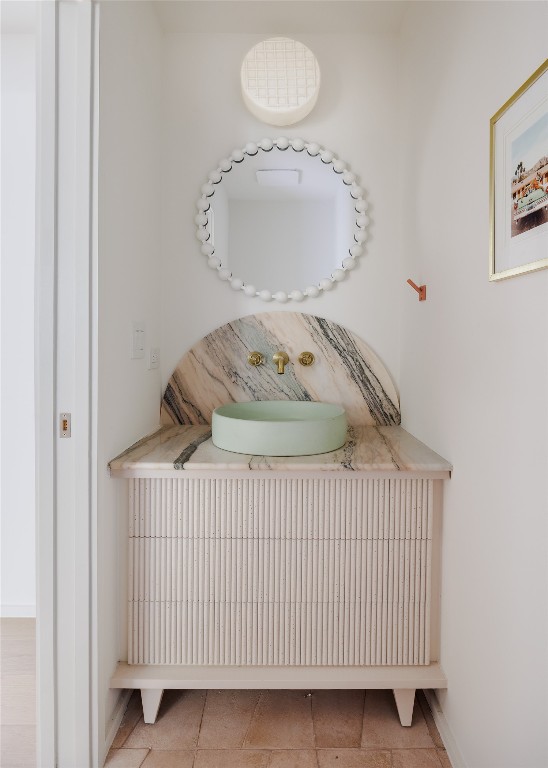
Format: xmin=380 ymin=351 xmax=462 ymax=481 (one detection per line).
xmin=35 ymin=1 xmax=98 ymax=764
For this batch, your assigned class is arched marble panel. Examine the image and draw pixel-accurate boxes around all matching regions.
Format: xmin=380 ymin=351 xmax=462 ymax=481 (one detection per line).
xmin=161 ymin=313 xmax=400 ymax=426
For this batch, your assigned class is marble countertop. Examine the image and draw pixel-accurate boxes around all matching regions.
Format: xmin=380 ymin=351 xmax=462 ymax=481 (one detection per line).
xmin=109 ymin=425 xmax=452 ymax=477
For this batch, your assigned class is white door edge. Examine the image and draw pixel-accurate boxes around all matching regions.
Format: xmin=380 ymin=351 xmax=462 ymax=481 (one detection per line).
xmin=35 ymin=1 xmax=98 ymax=765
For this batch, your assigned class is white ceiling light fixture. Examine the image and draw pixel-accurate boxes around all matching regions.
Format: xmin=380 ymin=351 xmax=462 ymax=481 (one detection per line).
xmin=241 ymin=37 xmax=321 ymax=127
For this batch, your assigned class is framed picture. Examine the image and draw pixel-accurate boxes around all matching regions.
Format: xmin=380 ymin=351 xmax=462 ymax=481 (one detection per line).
xmin=490 ymin=59 xmax=548 ymax=281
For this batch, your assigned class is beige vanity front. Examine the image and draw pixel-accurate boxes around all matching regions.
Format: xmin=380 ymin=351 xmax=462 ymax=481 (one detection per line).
xmin=109 ymin=425 xmax=451 ymax=728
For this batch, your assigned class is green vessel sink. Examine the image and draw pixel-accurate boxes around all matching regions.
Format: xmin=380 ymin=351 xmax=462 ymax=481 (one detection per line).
xmin=212 ymin=401 xmax=347 ymax=456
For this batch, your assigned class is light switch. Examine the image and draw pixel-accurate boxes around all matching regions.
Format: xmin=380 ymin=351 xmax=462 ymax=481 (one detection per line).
xmin=131 ymin=321 xmax=145 ymax=359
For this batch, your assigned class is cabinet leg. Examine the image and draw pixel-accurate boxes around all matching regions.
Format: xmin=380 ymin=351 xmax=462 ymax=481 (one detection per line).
xmin=141 ymin=688 xmax=164 ymax=724
xmin=393 ymin=688 xmax=415 ymax=726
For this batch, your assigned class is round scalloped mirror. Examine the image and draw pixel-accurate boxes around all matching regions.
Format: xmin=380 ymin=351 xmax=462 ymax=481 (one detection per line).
xmin=241 ymin=37 xmax=320 ymax=127
xmin=195 ymin=138 xmax=369 ymax=303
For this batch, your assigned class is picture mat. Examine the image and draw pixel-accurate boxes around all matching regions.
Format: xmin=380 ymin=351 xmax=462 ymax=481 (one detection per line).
xmin=493 ymin=68 xmax=547 ymax=274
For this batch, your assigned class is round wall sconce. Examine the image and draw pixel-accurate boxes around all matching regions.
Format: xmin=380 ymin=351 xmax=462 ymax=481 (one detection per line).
xmin=241 ymin=37 xmax=321 ymax=127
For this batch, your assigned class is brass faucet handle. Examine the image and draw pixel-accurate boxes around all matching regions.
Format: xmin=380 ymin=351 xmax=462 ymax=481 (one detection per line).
xmin=298 ymin=351 xmax=315 ymax=366
xmin=247 ymin=351 xmax=265 ymax=366
xmin=272 ymin=351 xmax=289 ymax=374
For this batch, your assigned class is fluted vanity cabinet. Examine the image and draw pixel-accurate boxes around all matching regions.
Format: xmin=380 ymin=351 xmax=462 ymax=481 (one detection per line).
xmin=110 ymin=425 xmax=451 ymax=727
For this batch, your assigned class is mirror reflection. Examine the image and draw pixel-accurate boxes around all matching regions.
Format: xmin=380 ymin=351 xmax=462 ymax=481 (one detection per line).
xmin=196 ymin=139 xmax=368 ymax=302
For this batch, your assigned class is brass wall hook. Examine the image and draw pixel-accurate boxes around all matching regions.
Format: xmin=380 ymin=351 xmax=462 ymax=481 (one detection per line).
xmin=407 ymin=279 xmax=427 ymax=301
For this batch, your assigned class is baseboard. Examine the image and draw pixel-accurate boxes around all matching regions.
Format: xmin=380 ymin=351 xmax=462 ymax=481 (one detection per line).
xmin=0 ymin=604 xmax=36 ymax=618
xmin=102 ymin=689 xmax=132 ymax=765
xmin=424 ymin=689 xmax=468 ymax=768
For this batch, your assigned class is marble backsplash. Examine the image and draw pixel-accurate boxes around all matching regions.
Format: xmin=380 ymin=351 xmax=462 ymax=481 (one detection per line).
xmin=160 ymin=312 xmax=400 ymax=426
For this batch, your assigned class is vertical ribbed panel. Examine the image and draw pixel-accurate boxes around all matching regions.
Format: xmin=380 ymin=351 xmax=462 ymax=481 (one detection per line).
xmin=128 ymin=478 xmax=433 ymax=666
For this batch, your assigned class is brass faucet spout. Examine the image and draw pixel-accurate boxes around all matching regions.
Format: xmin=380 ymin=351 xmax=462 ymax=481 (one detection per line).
xmin=273 ymin=351 xmax=289 ymax=374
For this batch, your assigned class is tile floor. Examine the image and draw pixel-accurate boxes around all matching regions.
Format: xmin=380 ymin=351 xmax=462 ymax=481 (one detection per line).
xmin=106 ymin=688 xmax=452 ymax=768
xmin=0 ymin=619 xmax=452 ymax=768
xmin=0 ymin=618 xmax=36 ymax=768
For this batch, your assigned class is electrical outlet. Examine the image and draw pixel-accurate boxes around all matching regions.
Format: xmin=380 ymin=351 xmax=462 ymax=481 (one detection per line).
xmin=148 ymin=347 xmax=160 ymax=370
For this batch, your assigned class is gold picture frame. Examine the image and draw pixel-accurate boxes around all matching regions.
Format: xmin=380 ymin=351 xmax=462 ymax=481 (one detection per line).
xmin=489 ymin=59 xmax=548 ymax=281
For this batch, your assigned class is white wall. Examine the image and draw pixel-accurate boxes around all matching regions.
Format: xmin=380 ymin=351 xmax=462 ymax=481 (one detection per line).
xmin=399 ymin=3 xmax=548 ymax=767
xmin=161 ymin=29 xmax=402 ymax=392
xmin=97 ymin=0 xmax=162 ymax=758
xmin=0 ymin=32 xmax=36 ymax=617
xmin=96 ymin=3 xmax=547 ymax=766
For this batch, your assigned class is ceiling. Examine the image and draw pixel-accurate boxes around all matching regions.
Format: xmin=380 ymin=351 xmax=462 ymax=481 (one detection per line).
xmin=0 ymin=1 xmax=408 ymax=36
xmin=152 ymin=0 xmax=409 ymax=34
